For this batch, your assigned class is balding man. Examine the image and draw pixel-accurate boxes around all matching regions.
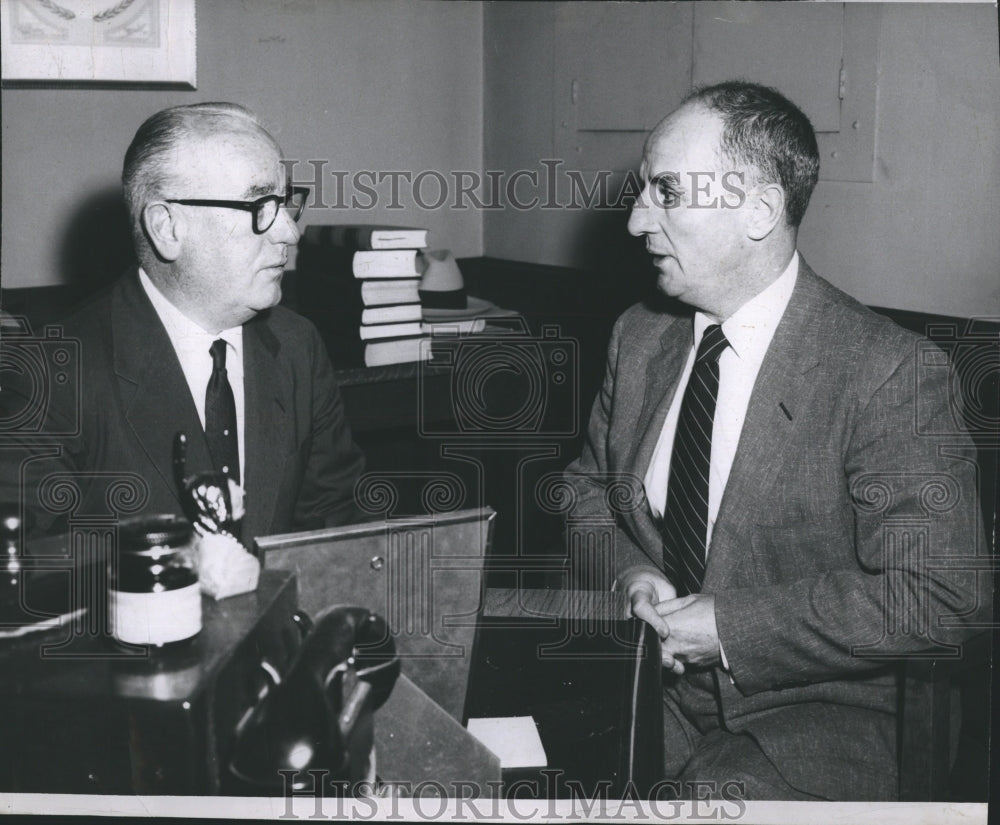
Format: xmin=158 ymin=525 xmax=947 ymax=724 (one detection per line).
xmin=565 ymin=81 xmax=988 ymax=800
xmin=3 ymin=102 xmax=364 ymax=541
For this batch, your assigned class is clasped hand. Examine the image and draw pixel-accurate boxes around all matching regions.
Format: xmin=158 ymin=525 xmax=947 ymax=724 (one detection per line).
xmin=621 ymin=567 xmax=721 ymax=674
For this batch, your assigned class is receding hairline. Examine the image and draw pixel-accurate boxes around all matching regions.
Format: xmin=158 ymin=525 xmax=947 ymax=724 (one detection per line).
xmin=182 ymin=120 xmax=283 ymax=158
xmin=142 ymin=124 xmax=284 ymax=198
xmin=157 ymin=102 xmax=278 ymax=143
xmin=642 ymin=104 xmax=734 ymax=171
xmin=648 ymin=102 xmax=719 ymax=146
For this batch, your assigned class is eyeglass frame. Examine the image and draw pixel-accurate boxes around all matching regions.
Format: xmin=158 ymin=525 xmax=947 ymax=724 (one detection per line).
xmin=164 ymin=185 xmax=310 ymax=234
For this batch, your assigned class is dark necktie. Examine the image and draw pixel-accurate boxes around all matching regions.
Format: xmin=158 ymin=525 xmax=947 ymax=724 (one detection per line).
xmin=661 ymin=324 xmax=729 ymax=597
xmin=205 ymin=338 xmax=240 ymax=484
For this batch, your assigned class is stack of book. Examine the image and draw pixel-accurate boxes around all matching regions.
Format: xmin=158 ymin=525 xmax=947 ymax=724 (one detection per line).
xmin=296 ymin=225 xmax=432 ymax=368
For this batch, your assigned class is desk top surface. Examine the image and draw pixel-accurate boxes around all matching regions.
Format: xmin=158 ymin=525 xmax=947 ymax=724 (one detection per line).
xmin=0 ymin=570 xmax=295 ymax=705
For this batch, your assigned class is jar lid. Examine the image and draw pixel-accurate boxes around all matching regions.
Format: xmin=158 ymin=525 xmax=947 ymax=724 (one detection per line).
xmin=119 ymin=514 xmax=192 ymax=550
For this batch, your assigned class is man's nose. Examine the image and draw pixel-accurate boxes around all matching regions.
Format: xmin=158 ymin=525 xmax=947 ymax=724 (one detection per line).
xmin=271 ymin=206 xmax=300 ymax=245
xmin=627 ymin=188 xmax=654 ymax=236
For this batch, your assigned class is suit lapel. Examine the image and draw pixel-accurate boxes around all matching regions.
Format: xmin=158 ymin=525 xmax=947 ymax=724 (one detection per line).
xmin=625 ymin=313 xmax=693 ymax=534
xmin=112 ymin=271 xmax=213 ymax=507
xmin=703 ymin=263 xmax=826 ymax=591
xmin=241 ymin=314 xmax=289 ymax=543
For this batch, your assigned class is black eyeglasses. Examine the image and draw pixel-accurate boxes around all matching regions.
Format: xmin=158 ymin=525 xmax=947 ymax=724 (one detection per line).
xmin=165 ymin=185 xmax=309 ymax=234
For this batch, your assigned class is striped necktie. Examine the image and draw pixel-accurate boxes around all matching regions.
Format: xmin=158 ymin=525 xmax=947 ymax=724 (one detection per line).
xmin=205 ymin=338 xmax=240 ymax=485
xmin=661 ymin=324 xmax=729 ymax=596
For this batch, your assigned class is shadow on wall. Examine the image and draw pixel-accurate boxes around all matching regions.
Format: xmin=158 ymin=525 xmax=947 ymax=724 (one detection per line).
xmin=57 ymin=185 xmax=136 ymax=293
xmin=1 ymin=187 xmax=135 ymax=328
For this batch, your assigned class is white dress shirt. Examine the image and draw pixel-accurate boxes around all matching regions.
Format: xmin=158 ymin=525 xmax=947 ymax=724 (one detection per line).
xmin=138 ymin=268 xmax=246 ymax=485
xmin=644 ymin=252 xmax=799 ymax=551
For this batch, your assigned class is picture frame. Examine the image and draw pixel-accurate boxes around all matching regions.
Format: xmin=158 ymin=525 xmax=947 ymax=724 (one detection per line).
xmin=1 ymin=0 xmax=196 ymax=88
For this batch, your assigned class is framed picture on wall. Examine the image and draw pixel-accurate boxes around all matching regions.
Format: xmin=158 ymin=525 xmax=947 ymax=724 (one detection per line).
xmin=0 ymin=0 xmax=196 ymax=88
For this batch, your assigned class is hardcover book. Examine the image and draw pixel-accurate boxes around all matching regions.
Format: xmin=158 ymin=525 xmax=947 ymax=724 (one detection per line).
xmin=361 ymin=304 xmax=422 ymax=326
xmin=358 ymin=321 xmax=424 ymax=341
xmin=295 ymin=226 xmax=432 ymax=368
xmin=361 ymin=279 xmax=422 ymax=307
xmin=352 ymin=249 xmax=420 ymax=279
xmin=364 ymin=336 xmax=433 ymax=368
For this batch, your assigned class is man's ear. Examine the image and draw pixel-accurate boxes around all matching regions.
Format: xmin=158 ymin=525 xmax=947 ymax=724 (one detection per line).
xmin=142 ymin=202 xmax=184 ymax=262
xmin=747 ymin=183 xmax=786 ymax=241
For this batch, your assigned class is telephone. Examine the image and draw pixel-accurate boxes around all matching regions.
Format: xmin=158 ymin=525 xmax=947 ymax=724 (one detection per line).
xmin=227 ymin=604 xmax=400 ymax=794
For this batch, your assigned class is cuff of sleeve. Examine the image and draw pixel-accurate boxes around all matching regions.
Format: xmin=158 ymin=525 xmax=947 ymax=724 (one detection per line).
xmin=719 ymin=636 xmax=735 ymax=685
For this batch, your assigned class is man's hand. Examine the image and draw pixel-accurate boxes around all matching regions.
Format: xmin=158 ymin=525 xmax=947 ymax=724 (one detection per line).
xmin=655 ymin=594 xmax=721 ymax=668
xmin=617 ymin=566 xmax=684 ymax=674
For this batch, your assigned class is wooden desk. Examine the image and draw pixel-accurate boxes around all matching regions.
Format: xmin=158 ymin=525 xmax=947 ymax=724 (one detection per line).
xmin=465 ymin=588 xmax=663 ymax=798
xmin=0 ymin=570 xmax=299 ymax=795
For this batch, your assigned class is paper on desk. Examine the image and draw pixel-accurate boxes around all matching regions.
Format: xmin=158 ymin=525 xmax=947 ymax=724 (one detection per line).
xmin=466 ymin=716 xmax=547 ymax=768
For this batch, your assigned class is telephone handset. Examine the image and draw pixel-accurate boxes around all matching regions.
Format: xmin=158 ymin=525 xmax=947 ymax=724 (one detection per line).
xmin=228 ymin=605 xmax=400 ymax=792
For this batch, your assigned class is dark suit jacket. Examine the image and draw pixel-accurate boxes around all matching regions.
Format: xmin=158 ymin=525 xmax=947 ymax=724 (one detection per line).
xmin=565 ymin=261 xmax=989 ymax=800
xmin=4 ymin=270 xmax=365 ymax=544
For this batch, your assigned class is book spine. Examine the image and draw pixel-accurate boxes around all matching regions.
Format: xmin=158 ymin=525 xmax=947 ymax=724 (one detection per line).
xmin=360 ymin=278 xmax=422 ymax=307
xmin=359 ymin=322 xmax=424 ymax=341
xmin=364 ymin=337 xmax=433 ymax=367
xmin=421 ymin=318 xmax=487 ymax=335
xmin=352 ymin=250 xmax=419 ymax=278
xmin=360 ymin=304 xmax=422 ymax=325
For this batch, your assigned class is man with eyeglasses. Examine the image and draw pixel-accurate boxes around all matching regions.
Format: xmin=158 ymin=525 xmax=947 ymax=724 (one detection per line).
xmin=3 ymin=102 xmax=365 ymax=541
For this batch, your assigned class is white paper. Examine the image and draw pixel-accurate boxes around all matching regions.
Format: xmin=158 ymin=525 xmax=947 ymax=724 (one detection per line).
xmin=466 ymin=716 xmax=547 ymax=769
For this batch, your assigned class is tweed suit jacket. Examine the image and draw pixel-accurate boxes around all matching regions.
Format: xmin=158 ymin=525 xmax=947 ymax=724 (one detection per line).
xmin=4 ymin=270 xmax=365 ymax=545
xmin=564 ymin=260 xmax=988 ymax=799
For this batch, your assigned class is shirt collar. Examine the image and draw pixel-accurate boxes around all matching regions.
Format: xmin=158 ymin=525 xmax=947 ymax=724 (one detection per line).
xmin=138 ymin=267 xmax=243 ymax=354
xmin=693 ymin=251 xmax=799 ymax=366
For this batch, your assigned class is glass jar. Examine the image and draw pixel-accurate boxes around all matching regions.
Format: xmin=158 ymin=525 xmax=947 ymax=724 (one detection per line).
xmin=109 ymin=514 xmax=201 ymax=646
